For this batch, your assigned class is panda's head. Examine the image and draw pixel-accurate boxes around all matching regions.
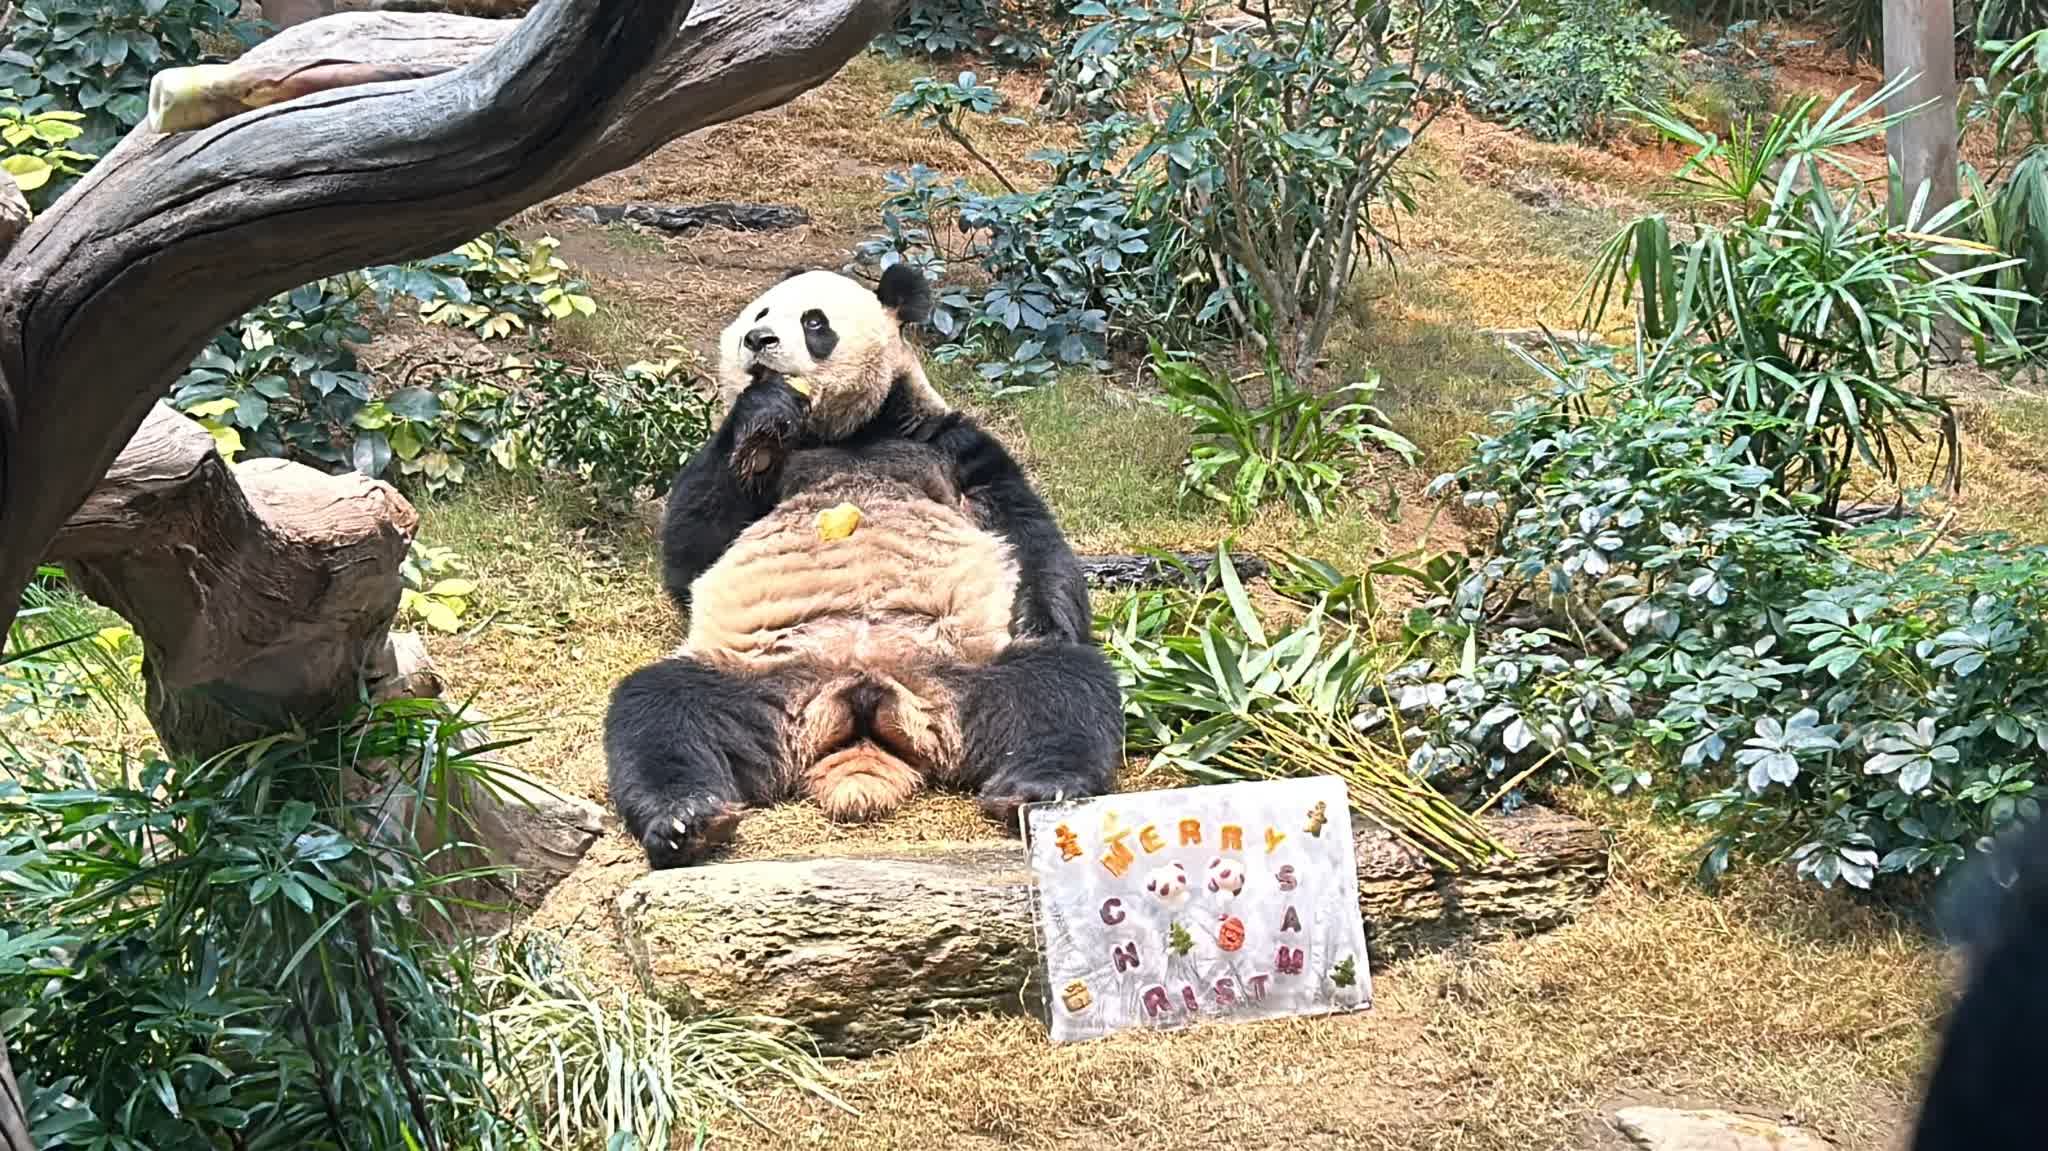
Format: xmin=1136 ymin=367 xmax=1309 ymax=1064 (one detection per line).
xmin=717 ymin=263 xmax=947 ymax=440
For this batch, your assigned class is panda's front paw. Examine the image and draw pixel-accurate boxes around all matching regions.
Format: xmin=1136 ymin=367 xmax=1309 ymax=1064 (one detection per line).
xmin=639 ymin=798 xmax=743 ymax=869
xmin=728 ymin=372 xmax=811 ymax=481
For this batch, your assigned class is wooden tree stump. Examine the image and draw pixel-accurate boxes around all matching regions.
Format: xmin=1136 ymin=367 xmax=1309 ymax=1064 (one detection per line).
xmin=613 ymin=806 xmax=1608 ymax=1056
xmin=48 ymin=403 xmax=418 ymax=758
xmin=47 ymin=406 xmax=605 ymax=905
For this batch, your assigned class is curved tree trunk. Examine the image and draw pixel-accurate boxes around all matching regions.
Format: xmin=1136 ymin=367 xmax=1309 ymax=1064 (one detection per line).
xmin=0 ymin=0 xmax=907 ymax=637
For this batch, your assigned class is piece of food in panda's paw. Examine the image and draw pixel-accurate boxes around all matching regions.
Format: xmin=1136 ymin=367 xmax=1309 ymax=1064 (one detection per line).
xmin=815 ymin=502 xmax=863 ymax=540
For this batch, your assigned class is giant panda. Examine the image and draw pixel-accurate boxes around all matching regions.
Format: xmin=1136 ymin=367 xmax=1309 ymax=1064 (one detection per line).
xmin=603 ymin=263 xmax=1124 ymax=869
xmin=1908 ymin=816 xmax=2048 ymax=1149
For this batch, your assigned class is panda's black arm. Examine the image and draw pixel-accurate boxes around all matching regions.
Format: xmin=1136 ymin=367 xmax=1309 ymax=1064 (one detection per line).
xmin=925 ymin=412 xmax=1093 ymax=644
xmin=659 ymin=375 xmax=809 ymax=609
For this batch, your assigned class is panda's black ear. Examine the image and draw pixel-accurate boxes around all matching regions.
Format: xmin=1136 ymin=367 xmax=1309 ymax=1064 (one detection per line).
xmin=777 ymin=266 xmax=808 ymax=283
xmin=877 ymin=261 xmax=933 ymax=327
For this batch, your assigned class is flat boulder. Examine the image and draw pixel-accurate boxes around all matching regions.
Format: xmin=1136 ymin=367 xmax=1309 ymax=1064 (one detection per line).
xmin=1614 ymin=1107 xmax=1836 ymax=1151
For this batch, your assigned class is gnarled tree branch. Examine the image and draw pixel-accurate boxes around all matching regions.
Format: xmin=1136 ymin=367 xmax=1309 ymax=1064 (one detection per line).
xmin=0 ymin=0 xmax=906 ymax=634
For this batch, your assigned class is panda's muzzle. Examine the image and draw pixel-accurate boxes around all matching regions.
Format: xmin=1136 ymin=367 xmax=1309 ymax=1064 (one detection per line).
xmin=743 ymin=325 xmax=780 ymax=353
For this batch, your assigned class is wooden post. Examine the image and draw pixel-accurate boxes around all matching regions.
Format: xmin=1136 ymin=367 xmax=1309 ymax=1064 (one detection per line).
xmin=1882 ymin=0 xmax=1959 ymax=223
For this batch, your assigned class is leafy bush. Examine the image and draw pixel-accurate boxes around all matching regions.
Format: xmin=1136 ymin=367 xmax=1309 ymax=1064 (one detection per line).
xmin=1581 ymin=79 xmax=2023 ymax=517
xmin=877 ymin=0 xmax=1048 ymax=64
xmin=1962 ymin=29 xmax=2048 ymax=360
xmin=1150 ymin=343 xmax=1416 ymax=524
xmin=0 ymin=699 xmax=527 ymax=1149
xmin=1429 ymin=352 xmax=2048 ymax=891
xmin=1466 ymin=0 xmax=1682 ymax=143
xmin=0 ymin=0 xmax=259 ymax=151
xmin=1 ymin=601 xmax=837 ymax=1150
xmin=399 ymin=541 xmax=479 ymax=634
xmin=169 ymin=231 xmax=609 ymax=491
xmin=0 ymin=90 xmax=91 ymax=212
xmin=863 ymin=0 xmax=1493 ymax=389
xmin=503 ymin=352 xmax=716 ymax=509
xmin=171 ymin=277 xmax=381 ymax=470
xmin=373 ymin=231 xmax=598 ymax=341
xmin=860 ymin=73 xmax=1142 ymax=388
xmin=1384 ymin=90 xmax=2042 ymax=892
xmin=1095 ymin=0 xmax=1487 ymax=384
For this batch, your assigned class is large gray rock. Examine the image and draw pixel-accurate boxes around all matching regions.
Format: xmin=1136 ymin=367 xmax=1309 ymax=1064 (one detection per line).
xmin=612 ymin=806 xmax=1609 ymax=1057
xmin=1614 ymin=1107 xmax=1836 ymax=1151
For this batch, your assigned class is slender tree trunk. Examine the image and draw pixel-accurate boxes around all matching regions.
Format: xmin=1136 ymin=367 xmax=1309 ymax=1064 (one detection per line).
xmin=1883 ymin=0 xmax=1960 ymax=223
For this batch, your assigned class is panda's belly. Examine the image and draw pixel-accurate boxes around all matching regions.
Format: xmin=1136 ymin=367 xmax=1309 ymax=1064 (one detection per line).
xmin=683 ymin=489 xmax=1019 ymax=673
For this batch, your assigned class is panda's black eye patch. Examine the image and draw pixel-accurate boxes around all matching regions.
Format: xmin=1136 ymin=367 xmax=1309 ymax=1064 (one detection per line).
xmin=801 ymin=309 xmax=838 ymax=362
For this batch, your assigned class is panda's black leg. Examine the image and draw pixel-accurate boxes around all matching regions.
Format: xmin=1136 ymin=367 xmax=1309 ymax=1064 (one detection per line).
xmin=949 ymin=641 xmax=1123 ymax=831
xmin=603 ymin=655 xmax=795 ymax=869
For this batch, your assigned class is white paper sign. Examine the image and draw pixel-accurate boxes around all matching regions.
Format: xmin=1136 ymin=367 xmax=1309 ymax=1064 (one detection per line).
xmin=1022 ymin=775 xmax=1372 ymax=1044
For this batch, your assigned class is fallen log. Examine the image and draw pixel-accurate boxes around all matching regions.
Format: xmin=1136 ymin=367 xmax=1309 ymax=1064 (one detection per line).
xmin=1077 ymin=550 xmax=1269 ymax=590
xmin=552 ymin=201 xmax=812 ymax=234
xmin=613 ymin=805 xmax=1607 ymax=1056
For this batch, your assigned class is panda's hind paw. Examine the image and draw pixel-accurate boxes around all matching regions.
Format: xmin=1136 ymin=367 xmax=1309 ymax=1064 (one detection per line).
xmin=638 ymin=799 xmax=743 ymax=869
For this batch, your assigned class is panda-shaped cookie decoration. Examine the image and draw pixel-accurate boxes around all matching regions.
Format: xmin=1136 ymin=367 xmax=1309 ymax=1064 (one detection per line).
xmin=603 ymin=264 xmax=1124 ymax=869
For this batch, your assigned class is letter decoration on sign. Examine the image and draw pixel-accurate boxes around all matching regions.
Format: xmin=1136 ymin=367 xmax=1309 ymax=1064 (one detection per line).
xmin=1020 ymin=776 xmax=1373 ymax=1044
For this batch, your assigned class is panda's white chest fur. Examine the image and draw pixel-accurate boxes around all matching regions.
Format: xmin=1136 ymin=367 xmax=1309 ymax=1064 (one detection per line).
xmin=680 ymin=483 xmax=1020 ymax=674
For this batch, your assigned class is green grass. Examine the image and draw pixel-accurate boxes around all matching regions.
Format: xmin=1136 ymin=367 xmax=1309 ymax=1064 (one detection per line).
xmin=966 ymin=375 xmax=1397 ymax=575
xmin=549 ymin=293 xmax=679 ymax=366
xmin=1329 ymin=281 xmax=1536 ymax=474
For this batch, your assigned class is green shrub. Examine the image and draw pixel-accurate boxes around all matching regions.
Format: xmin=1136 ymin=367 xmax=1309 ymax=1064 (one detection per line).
xmin=1962 ymin=28 xmax=2048 ymax=361
xmin=1388 ymin=88 xmax=2042 ymax=891
xmin=860 ymin=73 xmax=1147 ymax=389
xmin=1466 ymin=0 xmax=1683 ymax=143
xmin=877 ymin=0 xmax=1049 ymax=64
xmin=504 ymin=352 xmax=716 ymax=510
xmin=0 ymin=90 xmax=91 ymax=213
xmin=0 ymin=0 xmax=260 ymax=151
xmin=1 ymin=585 xmax=837 ymax=1149
xmin=1150 ymin=343 xmax=1415 ymax=525
xmin=0 ymin=698 xmax=526 ymax=1149
xmin=398 ymin=541 xmax=479 ymax=634
xmin=168 ymin=231 xmax=609 ymax=492
xmin=863 ymin=0 xmax=1489 ymax=389
xmin=171 ymin=276 xmax=381 ymax=470
xmin=1428 ymin=351 xmax=2048 ymax=891
xmin=1581 ymin=79 xmax=2023 ymax=517
xmin=373 ymin=231 xmax=598 ymax=342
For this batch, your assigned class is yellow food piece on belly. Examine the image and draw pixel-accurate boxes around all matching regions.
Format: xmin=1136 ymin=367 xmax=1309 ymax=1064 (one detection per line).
xmin=816 ymin=502 xmax=863 ymax=540
xmin=785 ymin=374 xmax=813 ymax=397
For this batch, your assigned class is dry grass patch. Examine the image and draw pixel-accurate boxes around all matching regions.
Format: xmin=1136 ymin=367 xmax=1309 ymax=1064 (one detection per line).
xmin=725 ymin=796 xmax=1946 ymax=1151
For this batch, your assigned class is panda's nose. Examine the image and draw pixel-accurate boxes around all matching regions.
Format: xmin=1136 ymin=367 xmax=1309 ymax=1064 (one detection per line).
xmin=743 ymin=326 xmax=779 ymax=353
